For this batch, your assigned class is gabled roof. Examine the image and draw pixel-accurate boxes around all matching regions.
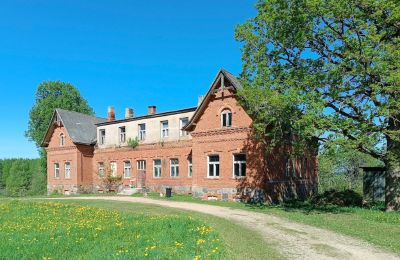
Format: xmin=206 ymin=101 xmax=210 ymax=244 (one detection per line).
xmin=41 ymin=109 xmax=107 ymax=147
xmin=184 ymin=68 xmax=242 ymax=131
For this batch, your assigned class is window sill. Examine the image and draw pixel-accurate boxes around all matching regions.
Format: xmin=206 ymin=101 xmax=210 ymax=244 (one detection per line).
xmin=206 ymin=177 xmax=220 ymax=179
xmin=232 ymin=176 xmax=246 ymax=179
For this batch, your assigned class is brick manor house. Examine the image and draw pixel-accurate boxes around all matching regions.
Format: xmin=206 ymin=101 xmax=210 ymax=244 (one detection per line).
xmin=42 ymin=69 xmax=318 ymax=202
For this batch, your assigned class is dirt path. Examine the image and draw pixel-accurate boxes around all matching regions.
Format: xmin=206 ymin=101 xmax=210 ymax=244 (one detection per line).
xmin=55 ymin=196 xmax=399 ymax=260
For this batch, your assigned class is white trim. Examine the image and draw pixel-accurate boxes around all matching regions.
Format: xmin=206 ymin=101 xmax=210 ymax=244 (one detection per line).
xmin=161 ymin=120 xmax=169 ymax=138
xmin=207 ymin=155 xmax=220 ymax=178
xmin=123 ymin=161 xmax=131 ymax=178
xmin=54 ymin=163 xmax=60 ymax=179
xmin=221 ymin=109 xmax=232 ymax=128
xmin=98 ymin=162 xmax=105 ymax=177
xmin=138 ymin=123 xmax=146 ymax=141
xmin=64 ymin=161 xmax=71 ymax=179
xmin=110 ymin=161 xmax=117 ymax=177
xmin=188 ymin=157 xmax=192 ymax=177
xmin=179 ymin=117 xmax=189 ymax=136
xmin=170 ymin=159 xmax=179 ymax=177
xmin=233 ymin=154 xmax=246 ymax=178
xmin=153 ymin=159 xmax=161 ymax=178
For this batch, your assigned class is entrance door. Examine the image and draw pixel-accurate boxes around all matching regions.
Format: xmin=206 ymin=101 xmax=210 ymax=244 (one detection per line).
xmin=136 ymin=160 xmax=146 ymax=189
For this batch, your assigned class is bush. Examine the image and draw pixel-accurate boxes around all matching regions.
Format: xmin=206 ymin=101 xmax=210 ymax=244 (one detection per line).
xmin=127 ymin=137 xmax=139 ymax=148
xmin=311 ymin=189 xmax=363 ymax=207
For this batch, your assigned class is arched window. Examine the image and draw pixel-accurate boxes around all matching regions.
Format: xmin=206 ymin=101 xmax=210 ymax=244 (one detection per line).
xmin=60 ymin=133 xmax=65 ymax=146
xmin=221 ymin=109 xmax=232 ymax=127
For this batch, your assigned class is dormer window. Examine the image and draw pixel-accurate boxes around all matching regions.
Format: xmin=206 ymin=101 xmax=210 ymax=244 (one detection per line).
xmin=59 ymin=133 xmax=65 ymax=146
xmin=221 ymin=109 xmax=232 ymax=127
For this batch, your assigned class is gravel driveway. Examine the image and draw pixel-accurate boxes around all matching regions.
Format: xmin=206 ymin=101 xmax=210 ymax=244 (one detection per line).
xmin=55 ymin=196 xmax=399 ymax=260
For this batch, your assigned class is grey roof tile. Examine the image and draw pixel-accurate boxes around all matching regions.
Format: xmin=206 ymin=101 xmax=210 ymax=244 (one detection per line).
xmin=56 ymin=109 xmax=106 ymax=145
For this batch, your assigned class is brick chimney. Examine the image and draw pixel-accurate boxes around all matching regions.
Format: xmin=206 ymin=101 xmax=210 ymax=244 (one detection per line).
xmin=125 ymin=108 xmax=134 ymax=119
xmin=107 ymin=106 xmax=115 ymax=121
xmin=148 ymin=106 xmax=156 ymax=115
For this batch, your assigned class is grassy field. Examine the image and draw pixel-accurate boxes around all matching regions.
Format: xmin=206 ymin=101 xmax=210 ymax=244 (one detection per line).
xmin=134 ymin=192 xmax=400 ymax=255
xmin=0 ymin=199 xmax=283 ymax=260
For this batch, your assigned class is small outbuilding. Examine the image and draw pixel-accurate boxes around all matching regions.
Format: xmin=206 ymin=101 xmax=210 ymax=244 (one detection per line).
xmin=361 ymin=166 xmax=386 ymax=202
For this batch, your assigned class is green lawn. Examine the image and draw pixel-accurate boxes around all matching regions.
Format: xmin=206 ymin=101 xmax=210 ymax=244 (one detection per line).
xmin=134 ymin=192 xmax=400 ymax=255
xmin=0 ymin=199 xmax=283 ymax=260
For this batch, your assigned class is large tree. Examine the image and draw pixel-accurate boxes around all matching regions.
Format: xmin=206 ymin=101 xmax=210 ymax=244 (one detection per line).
xmin=235 ymin=0 xmax=400 ymax=210
xmin=26 ymin=81 xmax=94 ymax=147
xmin=25 ymin=81 xmax=94 ymax=194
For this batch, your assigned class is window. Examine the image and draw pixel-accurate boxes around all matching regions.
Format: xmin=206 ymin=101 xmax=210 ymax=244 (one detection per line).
xmin=99 ymin=129 xmax=106 ymax=145
xmin=208 ymin=155 xmax=220 ymax=178
xmin=98 ymin=162 xmax=105 ymax=177
xmin=301 ymin=158 xmax=307 ymax=178
xmin=54 ymin=163 xmax=60 ymax=178
xmin=180 ymin=117 xmax=189 ymax=136
xmin=153 ymin=159 xmax=161 ymax=178
xmin=221 ymin=109 xmax=232 ymax=127
xmin=110 ymin=162 xmax=117 ymax=177
xmin=59 ymin=133 xmax=65 ymax=146
xmin=188 ymin=157 xmax=192 ymax=177
xmin=170 ymin=159 xmax=179 ymax=177
xmin=285 ymin=158 xmax=291 ymax=177
xmin=285 ymin=158 xmax=297 ymax=177
xmin=137 ymin=160 xmax=146 ymax=170
xmin=138 ymin=124 xmax=146 ymax=141
xmin=161 ymin=121 xmax=169 ymax=138
xmin=233 ymin=154 xmax=246 ymax=177
xmin=124 ymin=161 xmax=131 ymax=178
xmin=119 ymin=127 xmax=126 ymax=143
xmin=64 ymin=162 xmax=71 ymax=179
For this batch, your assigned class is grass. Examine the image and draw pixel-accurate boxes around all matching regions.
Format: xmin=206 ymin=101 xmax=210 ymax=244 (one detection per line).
xmin=134 ymin=192 xmax=400 ymax=255
xmin=0 ymin=198 xmax=283 ymax=260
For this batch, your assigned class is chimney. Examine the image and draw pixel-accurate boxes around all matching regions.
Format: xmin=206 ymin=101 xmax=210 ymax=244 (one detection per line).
xmin=125 ymin=108 xmax=134 ymax=119
xmin=148 ymin=106 xmax=156 ymax=115
xmin=198 ymin=95 xmax=204 ymax=106
xmin=107 ymin=106 xmax=115 ymax=122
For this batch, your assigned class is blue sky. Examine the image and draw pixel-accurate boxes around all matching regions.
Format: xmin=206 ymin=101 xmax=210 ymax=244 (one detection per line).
xmin=0 ymin=0 xmax=255 ymax=159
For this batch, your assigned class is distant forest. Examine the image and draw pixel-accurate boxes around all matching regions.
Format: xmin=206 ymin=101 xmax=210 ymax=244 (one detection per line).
xmin=0 ymin=158 xmax=46 ymax=196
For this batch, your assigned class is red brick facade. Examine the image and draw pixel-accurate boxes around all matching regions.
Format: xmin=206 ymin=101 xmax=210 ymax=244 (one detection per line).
xmin=44 ymin=70 xmax=318 ymax=201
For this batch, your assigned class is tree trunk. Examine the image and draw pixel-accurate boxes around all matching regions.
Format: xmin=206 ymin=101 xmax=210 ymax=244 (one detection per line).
xmin=384 ymin=138 xmax=400 ymax=211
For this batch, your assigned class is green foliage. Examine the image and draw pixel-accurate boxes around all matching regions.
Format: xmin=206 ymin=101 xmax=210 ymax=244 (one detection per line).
xmin=318 ymin=146 xmax=383 ymax=193
xmin=127 ymin=137 xmax=139 ymax=149
xmin=236 ymin=0 xmax=400 ymax=209
xmin=26 ymin=81 xmax=94 ymax=148
xmin=0 ymin=159 xmax=43 ymax=196
xmin=0 ymin=201 xmax=224 ymax=259
xmin=5 ymin=160 xmax=34 ymax=196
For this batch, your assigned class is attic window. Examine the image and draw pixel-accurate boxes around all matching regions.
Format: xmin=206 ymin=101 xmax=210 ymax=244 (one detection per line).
xmin=221 ymin=109 xmax=232 ymax=127
xmin=60 ymin=133 xmax=65 ymax=147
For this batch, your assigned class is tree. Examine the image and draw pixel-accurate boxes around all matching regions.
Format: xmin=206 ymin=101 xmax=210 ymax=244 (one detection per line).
xmin=25 ymin=81 xmax=94 ymax=195
xmin=26 ymin=81 xmax=94 ymax=147
xmin=235 ymin=0 xmax=400 ymax=210
xmin=5 ymin=160 xmax=32 ymax=196
xmin=318 ymin=146 xmax=383 ymax=193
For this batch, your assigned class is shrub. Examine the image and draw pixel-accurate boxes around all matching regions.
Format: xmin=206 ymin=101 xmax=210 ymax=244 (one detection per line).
xmin=127 ymin=137 xmax=139 ymax=148
xmin=311 ymin=189 xmax=363 ymax=207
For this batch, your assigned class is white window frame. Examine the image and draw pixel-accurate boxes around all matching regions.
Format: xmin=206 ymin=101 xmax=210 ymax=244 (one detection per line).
xmin=137 ymin=160 xmax=146 ymax=170
xmin=119 ymin=126 xmax=126 ymax=144
xmin=110 ymin=161 xmax=117 ymax=177
xmin=188 ymin=157 xmax=192 ymax=177
xmin=161 ymin=121 xmax=169 ymax=138
xmin=138 ymin=123 xmax=146 ymax=141
xmin=207 ymin=155 xmax=220 ymax=178
xmin=170 ymin=159 xmax=179 ymax=177
xmin=98 ymin=162 xmax=105 ymax=177
xmin=233 ymin=154 xmax=246 ymax=178
xmin=60 ymin=133 xmax=65 ymax=147
xmin=221 ymin=109 xmax=232 ymax=127
xmin=64 ymin=162 xmax=71 ymax=179
xmin=179 ymin=117 xmax=189 ymax=136
xmin=285 ymin=158 xmax=291 ymax=177
xmin=54 ymin=163 xmax=60 ymax=179
xmin=153 ymin=159 xmax=161 ymax=178
xmin=123 ymin=161 xmax=131 ymax=178
xmin=99 ymin=129 xmax=106 ymax=145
